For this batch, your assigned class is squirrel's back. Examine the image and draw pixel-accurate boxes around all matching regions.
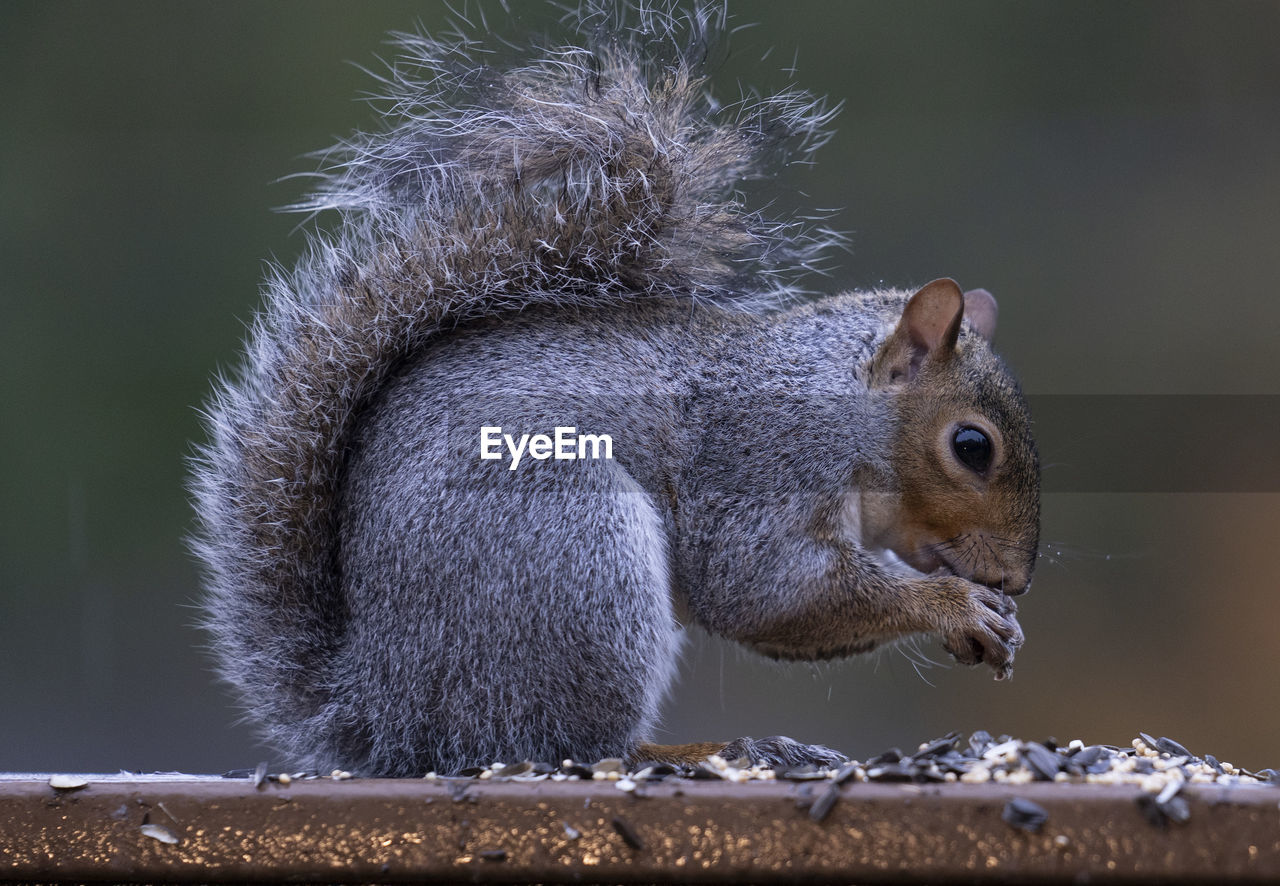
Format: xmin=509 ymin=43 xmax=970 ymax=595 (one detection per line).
xmin=189 ymin=3 xmax=838 ymax=770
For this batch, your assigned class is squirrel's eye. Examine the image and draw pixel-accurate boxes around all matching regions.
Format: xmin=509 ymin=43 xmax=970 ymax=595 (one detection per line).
xmin=952 ymin=426 xmax=992 ymax=474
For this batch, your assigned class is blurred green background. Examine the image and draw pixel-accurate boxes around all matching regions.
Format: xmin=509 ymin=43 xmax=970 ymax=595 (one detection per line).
xmin=2 ymin=1 xmax=1277 ymax=773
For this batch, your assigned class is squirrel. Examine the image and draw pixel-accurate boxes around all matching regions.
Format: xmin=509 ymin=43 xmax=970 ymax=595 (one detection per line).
xmin=190 ymin=2 xmax=1040 ymax=777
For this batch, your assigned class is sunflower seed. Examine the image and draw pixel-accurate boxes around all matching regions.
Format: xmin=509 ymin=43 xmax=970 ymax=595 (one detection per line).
xmin=808 ymin=784 xmax=841 ymax=822
xmin=777 ymin=765 xmax=830 ymax=781
xmin=1155 ymin=777 xmax=1183 ymax=805
xmin=866 ymin=761 xmax=914 ymax=782
xmin=1070 ymin=746 xmax=1103 ymax=765
xmin=1155 ymin=736 xmax=1193 ymax=758
xmin=832 ymin=762 xmax=862 ymax=784
xmin=140 ymin=824 xmax=180 ymax=845
xmin=1002 ymin=798 xmax=1048 ymax=833
xmin=1160 ymin=795 xmax=1191 ymax=823
xmin=968 ymin=731 xmax=995 ymax=755
xmin=1021 ymin=743 xmax=1061 ymax=781
xmin=612 ymin=816 xmax=645 ymax=851
xmin=1137 ymin=793 xmax=1171 ymax=827
xmin=913 ymin=733 xmax=961 ymax=761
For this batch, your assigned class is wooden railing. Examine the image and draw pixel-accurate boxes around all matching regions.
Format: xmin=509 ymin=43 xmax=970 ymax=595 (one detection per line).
xmin=2 ymin=772 xmax=1277 ymax=882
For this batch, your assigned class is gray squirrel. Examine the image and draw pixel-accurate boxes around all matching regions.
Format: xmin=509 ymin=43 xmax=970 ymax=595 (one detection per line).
xmin=191 ymin=3 xmax=1039 ymax=776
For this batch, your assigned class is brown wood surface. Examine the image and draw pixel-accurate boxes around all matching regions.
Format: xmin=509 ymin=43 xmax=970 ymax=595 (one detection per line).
xmin=1 ymin=774 xmax=1277 ymax=883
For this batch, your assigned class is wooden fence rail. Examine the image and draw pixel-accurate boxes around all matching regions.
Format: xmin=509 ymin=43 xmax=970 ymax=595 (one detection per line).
xmin=2 ymin=773 xmax=1278 ymax=883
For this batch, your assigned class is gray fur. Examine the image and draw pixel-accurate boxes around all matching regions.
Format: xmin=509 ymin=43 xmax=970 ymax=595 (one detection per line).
xmin=191 ymin=2 xmax=1037 ymax=776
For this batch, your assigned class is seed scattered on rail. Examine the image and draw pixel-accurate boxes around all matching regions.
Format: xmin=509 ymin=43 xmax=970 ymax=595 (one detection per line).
xmin=48 ymin=775 xmax=89 ymax=791
xmin=140 ymin=823 xmax=180 ymax=845
xmin=1002 ymin=797 xmax=1049 ymax=833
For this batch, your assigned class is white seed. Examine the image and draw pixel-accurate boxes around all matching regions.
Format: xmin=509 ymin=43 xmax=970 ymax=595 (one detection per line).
xmin=48 ymin=775 xmax=89 ymax=791
xmin=1156 ymin=774 xmax=1183 ymax=804
xmin=983 ymin=739 xmax=1020 ymax=762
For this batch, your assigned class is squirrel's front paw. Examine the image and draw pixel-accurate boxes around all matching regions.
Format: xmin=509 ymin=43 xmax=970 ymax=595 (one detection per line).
xmin=933 ymin=579 xmax=1024 ymax=679
xmin=719 ymin=735 xmax=849 ymax=769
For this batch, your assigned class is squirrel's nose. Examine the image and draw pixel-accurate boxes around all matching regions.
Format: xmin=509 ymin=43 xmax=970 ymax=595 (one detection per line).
xmin=936 ymin=548 xmax=1031 ymax=596
xmin=962 ymin=543 xmax=1034 ymax=596
xmin=978 ymin=570 xmax=1030 ymax=597
xmin=1000 ymin=579 xmax=1030 ymax=597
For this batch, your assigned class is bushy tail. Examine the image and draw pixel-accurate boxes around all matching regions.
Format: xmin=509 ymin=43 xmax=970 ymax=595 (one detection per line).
xmin=190 ymin=1 xmax=837 ymax=758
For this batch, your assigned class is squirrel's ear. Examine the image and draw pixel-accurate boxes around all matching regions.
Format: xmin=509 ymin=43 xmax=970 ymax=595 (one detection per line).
xmin=872 ymin=278 xmax=966 ymax=388
xmin=902 ymin=278 xmax=964 ymax=355
xmin=963 ymin=287 xmax=998 ymax=341
xmin=888 ymin=278 xmax=964 ymax=381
